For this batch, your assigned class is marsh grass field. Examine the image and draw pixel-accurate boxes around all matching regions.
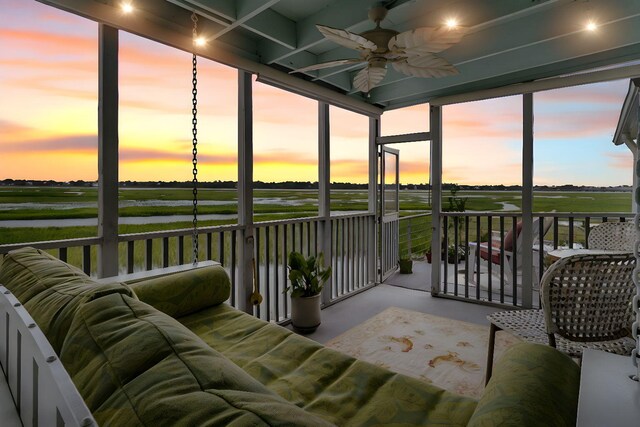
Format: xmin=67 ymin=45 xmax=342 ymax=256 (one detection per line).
xmin=0 ymin=186 xmax=633 ymax=276
xmin=0 ymin=186 xmax=632 ymax=245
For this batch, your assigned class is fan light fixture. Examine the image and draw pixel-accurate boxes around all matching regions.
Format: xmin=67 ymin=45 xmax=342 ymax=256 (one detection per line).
xmin=290 ymin=6 xmax=467 ymax=93
xmin=121 ymin=2 xmax=134 ymax=14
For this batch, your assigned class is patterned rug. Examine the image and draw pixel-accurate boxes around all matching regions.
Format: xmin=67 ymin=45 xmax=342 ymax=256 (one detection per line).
xmin=325 ymin=307 xmax=521 ymax=399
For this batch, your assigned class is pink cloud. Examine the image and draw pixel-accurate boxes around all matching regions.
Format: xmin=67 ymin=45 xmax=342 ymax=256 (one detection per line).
xmin=605 ymin=151 xmax=632 ymax=169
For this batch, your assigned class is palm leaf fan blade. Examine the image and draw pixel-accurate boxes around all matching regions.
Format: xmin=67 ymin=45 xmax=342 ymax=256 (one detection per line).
xmin=393 ymin=55 xmax=459 ymax=78
xmin=353 ymin=65 xmax=387 ymax=93
xmin=389 ymin=26 xmax=467 ymax=54
xmin=317 ymin=24 xmax=377 ymax=51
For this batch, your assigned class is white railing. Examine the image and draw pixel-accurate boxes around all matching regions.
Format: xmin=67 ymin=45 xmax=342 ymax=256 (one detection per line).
xmin=0 ymin=286 xmax=96 ymax=427
xmin=438 ymin=212 xmax=634 ymax=307
xmin=0 ymin=213 xmax=377 ymax=324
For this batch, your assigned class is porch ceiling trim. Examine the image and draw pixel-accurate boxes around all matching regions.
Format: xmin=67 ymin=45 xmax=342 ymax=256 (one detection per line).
xmin=430 ymin=63 xmax=640 ymax=107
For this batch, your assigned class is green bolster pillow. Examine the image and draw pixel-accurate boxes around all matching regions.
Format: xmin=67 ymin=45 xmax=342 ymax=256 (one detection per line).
xmin=129 ymin=265 xmax=230 ymax=318
xmin=467 ymin=342 xmax=580 ymax=427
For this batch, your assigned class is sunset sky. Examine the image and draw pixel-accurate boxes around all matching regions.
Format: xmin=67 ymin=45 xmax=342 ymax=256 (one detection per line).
xmin=0 ymin=0 xmax=633 ymax=186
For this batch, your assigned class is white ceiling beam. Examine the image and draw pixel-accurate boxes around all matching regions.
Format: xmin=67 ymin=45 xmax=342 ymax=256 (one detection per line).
xmin=261 ymin=0 xmax=417 ymax=64
xmin=369 ymin=11 xmax=640 ymax=105
xmin=211 ymin=0 xmax=282 ymax=40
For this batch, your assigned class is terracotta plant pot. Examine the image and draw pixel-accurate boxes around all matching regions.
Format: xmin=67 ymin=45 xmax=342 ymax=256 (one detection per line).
xmin=291 ymin=293 xmax=321 ymax=334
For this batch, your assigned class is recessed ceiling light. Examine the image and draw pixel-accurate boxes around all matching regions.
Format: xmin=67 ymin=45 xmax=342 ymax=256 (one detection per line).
xmin=121 ymin=2 xmax=134 ymax=14
xmin=445 ymin=18 xmax=458 ymax=29
xmin=585 ymin=20 xmax=598 ymax=32
xmin=194 ymin=36 xmax=207 ymax=47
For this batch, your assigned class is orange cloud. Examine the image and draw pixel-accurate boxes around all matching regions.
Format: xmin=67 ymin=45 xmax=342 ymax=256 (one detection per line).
xmin=0 ymin=28 xmax=95 ymax=56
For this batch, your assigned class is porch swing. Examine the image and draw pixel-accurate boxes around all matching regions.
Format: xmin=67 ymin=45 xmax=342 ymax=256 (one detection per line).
xmin=109 ymin=13 xmax=263 ymax=306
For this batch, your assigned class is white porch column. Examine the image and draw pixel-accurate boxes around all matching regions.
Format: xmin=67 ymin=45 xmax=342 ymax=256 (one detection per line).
xmin=430 ymin=106 xmax=442 ymax=295
xmin=238 ymin=70 xmax=254 ymax=314
xmin=521 ymin=93 xmax=534 ymax=308
xmin=318 ymin=102 xmax=332 ymax=305
xmin=369 ymin=117 xmax=380 ymax=283
xmin=97 ymin=24 xmax=119 ymax=279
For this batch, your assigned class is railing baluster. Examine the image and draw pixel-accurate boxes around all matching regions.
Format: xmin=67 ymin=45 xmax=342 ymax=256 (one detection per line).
xmin=486 ymin=215 xmax=492 ymax=301
xmin=283 ymin=224 xmax=288 ymax=318
xmin=453 ymin=217 xmax=459 ymax=292
xmin=499 ymin=216 xmax=505 ymax=303
xmin=58 ymin=247 xmax=67 ymax=263
xmin=162 ymin=237 xmax=169 ymax=268
xmin=349 ymin=218 xmax=354 ymax=292
xmin=474 ymin=216 xmax=480 ymax=298
xmin=178 ymin=236 xmax=184 ymax=265
xmin=82 ymin=245 xmax=91 ymax=276
xmin=463 ymin=215 xmax=469 ymax=298
xmin=255 ymin=227 xmax=261 ymax=320
xmin=568 ymin=217 xmax=574 ymax=248
xmin=146 ymin=239 xmax=153 ymax=271
xmin=443 ymin=215 xmax=448 ymax=294
xmin=127 ymin=241 xmax=134 ymax=274
xmin=341 ymin=219 xmax=346 ymax=296
xmin=307 ymin=221 xmax=311 ymax=256
xmin=553 ymin=217 xmax=559 ymax=249
xmin=511 ymin=218 xmax=517 ymax=306
xmin=219 ymin=231 xmax=225 ymax=266
xmin=585 ymin=217 xmax=591 ymax=247
xmin=231 ymin=229 xmax=236 ymax=308
xmin=274 ymin=225 xmax=280 ymax=322
xmin=206 ymin=233 xmax=212 ymax=261
xmin=265 ymin=226 xmax=271 ymax=322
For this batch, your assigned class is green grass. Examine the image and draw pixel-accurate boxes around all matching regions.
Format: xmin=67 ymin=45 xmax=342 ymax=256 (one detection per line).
xmin=0 ymin=186 xmax=632 ymax=252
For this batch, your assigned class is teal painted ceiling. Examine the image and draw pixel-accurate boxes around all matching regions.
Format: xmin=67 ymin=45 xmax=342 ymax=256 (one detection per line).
xmin=39 ymin=0 xmax=640 ymax=110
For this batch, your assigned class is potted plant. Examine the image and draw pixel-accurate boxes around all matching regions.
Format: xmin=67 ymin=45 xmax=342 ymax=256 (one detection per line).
xmin=398 ymin=256 xmax=413 ymax=274
xmin=285 ymin=251 xmax=331 ymax=334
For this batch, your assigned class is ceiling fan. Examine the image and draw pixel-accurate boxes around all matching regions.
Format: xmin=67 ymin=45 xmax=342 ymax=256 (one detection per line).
xmin=290 ymin=6 xmax=467 ymax=93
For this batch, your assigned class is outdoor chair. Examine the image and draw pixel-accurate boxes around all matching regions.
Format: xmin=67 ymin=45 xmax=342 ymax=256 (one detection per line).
xmin=587 ymin=221 xmax=635 ymax=250
xmin=485 ymin=252 xmax=636 ymax=383
xmin=469 ymin=217 xmax=553 ymax=290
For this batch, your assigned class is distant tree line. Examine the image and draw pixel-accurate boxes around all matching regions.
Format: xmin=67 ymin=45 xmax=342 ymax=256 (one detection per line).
xmin=0 ymin=178 xmax=632 ymax=192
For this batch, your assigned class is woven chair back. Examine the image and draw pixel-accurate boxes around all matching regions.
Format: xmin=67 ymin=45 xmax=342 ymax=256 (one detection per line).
xmin=540 ymin=253 xmax=636 ymax=342
xmin=587 ymin=221 xmax=635 ymax=251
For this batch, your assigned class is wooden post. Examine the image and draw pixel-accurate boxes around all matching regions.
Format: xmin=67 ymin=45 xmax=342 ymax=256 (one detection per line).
xmin=430 ymin=105 xmax=442 ymax=295
xmin=318 ymin=102 xmax=332 ymax=305
xmin=521 ymin=93 xmax=534 ymax=308
xmin=369 ymin=117 xmax=380 ymax=283
xmin=238 ymin=70 xmax=254 ymax=314
xmin=97 ymin=24 xmax=119 ymax=278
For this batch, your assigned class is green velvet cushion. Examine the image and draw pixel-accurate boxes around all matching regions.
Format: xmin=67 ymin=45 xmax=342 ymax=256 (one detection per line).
xmin=61 ymin=293 xmax=334 ymax=427
xmin=128 ymin=265 xmax=230 ymax=318
xmin=467 ymin=343 xmax=580 ymax=427
xmin=180 ymin=304 xmax=478 ymax=426
xmin=0 ymin=247 xmax=134 ymax=352
xmin=0 ymin=247 xmax=95 ymax=303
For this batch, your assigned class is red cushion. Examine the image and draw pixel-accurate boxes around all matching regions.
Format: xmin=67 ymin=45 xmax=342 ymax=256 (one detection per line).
xmin=479 ymin=242 xmax=502 ymax=265
xmin=503 ymin=221 xmax=523 ymax=251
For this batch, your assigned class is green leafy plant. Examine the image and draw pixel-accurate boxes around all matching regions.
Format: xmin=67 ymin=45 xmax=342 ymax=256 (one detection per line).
xmin=285 ymin=251 xmax=332 ymax=298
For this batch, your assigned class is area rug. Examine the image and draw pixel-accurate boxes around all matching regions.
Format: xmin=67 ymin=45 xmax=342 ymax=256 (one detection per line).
xmin=325 ymin=307 xmax=521 ymax=399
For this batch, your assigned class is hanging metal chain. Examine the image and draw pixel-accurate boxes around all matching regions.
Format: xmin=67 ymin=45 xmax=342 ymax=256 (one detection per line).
xmin=191 ymin=12 xmax=199 ymax=265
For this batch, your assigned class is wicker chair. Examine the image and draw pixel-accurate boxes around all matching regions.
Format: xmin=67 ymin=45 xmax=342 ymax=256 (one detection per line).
xmin=587 ymin=221 xmax=635 ymax=251
xmin=485 ymin=253 xmax=636 ymax=382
